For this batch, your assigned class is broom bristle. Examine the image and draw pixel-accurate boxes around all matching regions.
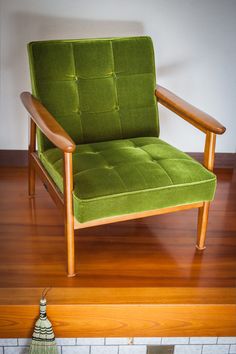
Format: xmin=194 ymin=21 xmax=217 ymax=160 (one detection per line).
xmin=29 ymin=341 xmax=58 ymax=354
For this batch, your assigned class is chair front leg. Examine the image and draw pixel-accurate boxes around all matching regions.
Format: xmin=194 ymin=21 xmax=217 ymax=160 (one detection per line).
xmin=63 ymin=151 xmax=76 ymax=277
xmin=196 ymin=131 xmax=216 ymax=250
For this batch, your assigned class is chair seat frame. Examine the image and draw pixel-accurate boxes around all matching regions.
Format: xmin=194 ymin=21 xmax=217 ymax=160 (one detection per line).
xmin=21 ymin=85 xmax=226 ymax=276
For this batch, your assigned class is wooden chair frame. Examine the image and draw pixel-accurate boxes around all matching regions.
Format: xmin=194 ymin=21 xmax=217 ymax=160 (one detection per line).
xmin=21 ymin=85 xmax=226 ymax=277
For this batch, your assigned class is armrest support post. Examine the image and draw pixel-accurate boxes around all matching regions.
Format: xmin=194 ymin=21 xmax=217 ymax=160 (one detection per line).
xmin=196 ymin=132 xmax=216 ymax=250
xmin=204 ymin=131 xmax=216 ymax=171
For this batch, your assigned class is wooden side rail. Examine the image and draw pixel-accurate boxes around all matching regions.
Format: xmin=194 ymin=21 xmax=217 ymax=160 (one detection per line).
xmin=155 ymin=85 xmax=226 ymax=135
xmin=20 ymin=92 xmax=76 ymax=153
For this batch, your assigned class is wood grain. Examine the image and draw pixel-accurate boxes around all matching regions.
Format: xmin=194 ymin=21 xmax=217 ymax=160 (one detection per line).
xmin=74 ymin=202 xmax=204 ymax=229
xmin=196 ymin=131 xmax=216 ymax=249
xmin=155 ymin=85 xmax=226 ymax=134
xmin=0 ymin=287 xmax=235 ymax=305
xmin=0 ymin=167 xmax=235 ymax=288
xmin=204 ymin=131 xmax=216 ymax=171
xmin=0 ymin=304 xmax=235 ymax=337
xmin=28 ymin=118 xmax=36 ymax=196
xmin=196 ymin=202 xmax=210 ymax=250
xmin=0 ymin=167 xmax=235 ymax=337
xmin=63 ymin=152 xmax=75 ymax=276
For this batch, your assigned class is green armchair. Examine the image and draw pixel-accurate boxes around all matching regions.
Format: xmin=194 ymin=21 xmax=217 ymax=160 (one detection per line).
xmin=21 ymin=36 xmax=225 ymax=276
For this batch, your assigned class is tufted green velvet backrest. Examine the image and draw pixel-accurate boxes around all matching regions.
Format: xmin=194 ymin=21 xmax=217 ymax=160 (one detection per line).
xmin=28 ymin=36 xmax=159 ymax=152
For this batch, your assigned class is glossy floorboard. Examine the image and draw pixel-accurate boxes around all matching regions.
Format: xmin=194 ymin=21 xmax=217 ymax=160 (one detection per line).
xmin=0 ymin=167 xmax=235 ymax=337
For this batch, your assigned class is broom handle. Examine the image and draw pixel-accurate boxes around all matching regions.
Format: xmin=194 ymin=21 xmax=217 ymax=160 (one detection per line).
xmin=42 ymin=287 xmax=51 ymax=299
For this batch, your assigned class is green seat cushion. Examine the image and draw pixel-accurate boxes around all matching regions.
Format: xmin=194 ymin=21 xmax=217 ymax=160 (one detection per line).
xmin=28 ymin=37 xmax=159 ymax=152
xmin=40 ymin=137 xmax=216 ymax=223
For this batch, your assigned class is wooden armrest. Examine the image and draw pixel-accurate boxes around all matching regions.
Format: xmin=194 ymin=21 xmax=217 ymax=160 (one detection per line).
xmin=155 ymin=85 xmax=226 ymax=135
xmin=20 ymin=92 xmax=76 ymax=153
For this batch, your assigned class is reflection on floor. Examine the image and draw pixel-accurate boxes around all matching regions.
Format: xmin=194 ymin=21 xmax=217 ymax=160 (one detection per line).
xmin=0 ymin=167 xmax=235 ymax=337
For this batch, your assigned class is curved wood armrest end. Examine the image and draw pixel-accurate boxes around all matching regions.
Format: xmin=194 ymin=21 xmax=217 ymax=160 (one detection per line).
xmin=20 ymin=92 xmax=76 ymax=153
xmin=155 ymin=85 xmax=226 ymax=135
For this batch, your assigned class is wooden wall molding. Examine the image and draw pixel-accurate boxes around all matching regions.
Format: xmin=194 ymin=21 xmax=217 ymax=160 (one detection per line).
xmin=0 ymin=150 xmax=28 ymax=167
xmin=189 ymin=152 xmax=235 ymax=169
xmin=0 ymin=150 xmax=235 ymax=168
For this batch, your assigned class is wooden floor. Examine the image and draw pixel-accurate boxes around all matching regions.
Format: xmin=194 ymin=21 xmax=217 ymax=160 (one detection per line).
xmin=0 ymin=167 xmax=235 ymax=337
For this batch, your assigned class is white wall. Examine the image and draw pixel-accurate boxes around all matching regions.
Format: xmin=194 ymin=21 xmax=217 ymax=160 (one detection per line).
xmin=0 ymin=0 xmax=235 ymax=152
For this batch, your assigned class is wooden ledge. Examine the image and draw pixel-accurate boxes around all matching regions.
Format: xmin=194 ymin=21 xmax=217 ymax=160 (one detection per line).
xmin=0 ymin=287 xmax=235 ymax=337
xmin=0 ymin=167 xmax=235 ymax=338
xmin=0 ymin=287 xmax=235 ymax=305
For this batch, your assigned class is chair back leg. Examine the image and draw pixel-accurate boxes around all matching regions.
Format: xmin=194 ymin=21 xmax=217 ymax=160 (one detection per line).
xmin=196 ymin=201 xmax=210 ymax=250
xmin=28 ymin=118 xmax=36 ymax=196
xmin=28 ymin=156 xmax=35 ymax=196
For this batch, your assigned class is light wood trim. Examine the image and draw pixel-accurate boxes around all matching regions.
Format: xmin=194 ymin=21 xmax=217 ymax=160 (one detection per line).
xmin=74 ymin=202 xmax=204 ymax=229
xmin=63 ymin=152 xmax=75 ymax=277
xmin=20 ymin=92 xmax=76 ymax=153
xmin=30 ymin=152 xmax=64 ymax=210
xmin=1 ymin=303 xmax=235 ymax=337
xmin=28 ymin=118 xmax=36 ymax=196
xmin=1 ymin=287 xmax=235 ymax=305
xmin=204 ymin=131 xmax=216 ymax=171
xmin=155 ymin=85 xmax=226 ymax=135
xmin=196 ymin=132 xmax=216 ymax=250
xmin=196 ymin=201 xmax=210 ymax=250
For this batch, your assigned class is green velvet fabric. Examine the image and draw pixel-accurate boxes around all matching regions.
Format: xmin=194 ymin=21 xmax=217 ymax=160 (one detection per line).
xmin=28 ymin=37 xmax=159 ymax=152
xmin=40 ymin=137 xmax=216 ymax=223
xmin=27 ymin=36 xmax=216 ymax=223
